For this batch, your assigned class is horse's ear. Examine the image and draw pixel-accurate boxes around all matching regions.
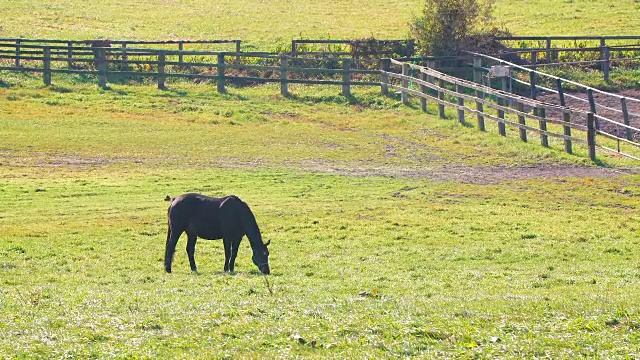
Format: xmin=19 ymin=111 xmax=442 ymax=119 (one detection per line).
xmin=264 ymin=240 xmax=271 ymax=246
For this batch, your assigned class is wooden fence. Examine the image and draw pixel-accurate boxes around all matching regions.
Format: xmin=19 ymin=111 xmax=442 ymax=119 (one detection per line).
xmin=496 ymin=35 xmax=640 ymax=53
xmin=1 ymin=41 xmax=639 ymax=162
xmin=465 ymin=51 xmax=640 ymax=160
xmin=0 ymin=38 xmax=242 ymax=67
xmin=0 ymin=43 xmax=378 ymax=96
xmin=381 ymin=59 xmax=599 ymax=160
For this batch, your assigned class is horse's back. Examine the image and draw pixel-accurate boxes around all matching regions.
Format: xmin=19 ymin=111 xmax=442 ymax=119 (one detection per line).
xmin=168 ymin=193 xmax=228 ymax=239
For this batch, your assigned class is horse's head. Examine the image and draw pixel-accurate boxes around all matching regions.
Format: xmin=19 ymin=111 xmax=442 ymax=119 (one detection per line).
xmin=252 ymin=240 xmax=270 ymax=275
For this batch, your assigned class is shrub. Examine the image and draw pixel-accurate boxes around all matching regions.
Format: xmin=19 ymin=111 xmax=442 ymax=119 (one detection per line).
xmin=410 ymin=0 xmax=508 ymax=57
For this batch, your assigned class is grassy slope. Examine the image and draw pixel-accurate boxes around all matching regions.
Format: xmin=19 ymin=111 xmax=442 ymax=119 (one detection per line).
xmin=1 ymin=76 xmax=639 ymax=357
xmin=2 ymin=165 xmax=639 ymax=358
xmin=1 ymin=0 xmax=640 ymax=358
xmin=0 ymin=1 xmax=639 ymax=47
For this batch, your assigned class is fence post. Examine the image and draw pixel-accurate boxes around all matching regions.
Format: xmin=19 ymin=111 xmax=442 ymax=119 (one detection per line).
xmin=67 ymin=41 xmax=73 ymax=68
xmin=556 ymin=79 xmax=572 ymax=153
xmin=121 ymin=43 xmax=128 ymax=61
xmin=217 ymin=53 xmax=226 ymax=94
xmin=380 ymin=58 xmax=390 ymax=95
xmin=516 ymin=102 xmax=527 ymax=142
xmin=456 ymin=83 xmax=464 ymax=124
xmin=401 ymin=62 xmax=409 ymax=105
xmin=472 ymin=56 xmax=482 ymax=84
xmin=529 ymin=51 xmax=538 ymax=99
xmin=280 ymin=56 xmax=289 ymax=96
xmin=353 ymin=43 xmax=359 ymax=69
xmin=556 ymin=79 xmax=566 ymax=106
xmin=563 ymin=110 xmax=572 ymax=154
xmin=235 ymin=40 xmax=241 ymax=64
xmin=545 ymin=37 xmax=552 ymax=62
xmin=473 ymin=57 xmax=485 ymax=130
xmin=97 ymin=48 xmax=108 ymax=89
xmin=497 ymin=93 xmax=506 ymax=136
xmin=475 ymin=90 xmax=485 ymax=131
xmin=15 ymin=39 xmax=21 ymax=67
xmin=157 ymin=52 xmax=166 ymax=90
xmin=537 ymin=107 xmax=548 ymax=147
xmin=587 ymin=112 xmax=597 ymax=161
xmin=178 ymin=41 xmax=184 ymax=66
xmin=587 ymin=89 xmax=598 ymax=130
xmin=342 ymin=59 xmax=351 ymax=97
xmin=602 ymin=46 xmax=610 ymax=82
xmin=621 ymin=97 xmax=632 ymax=141
xmin=291 ymin=40 xmax=297 ymax=57
xmin=438 ymin=78 xmax=445 ymax=119
xmin=43 ymin=47 xmax=52 ymax=86
xmin=420 ymin=70 xmax=427 ymax=112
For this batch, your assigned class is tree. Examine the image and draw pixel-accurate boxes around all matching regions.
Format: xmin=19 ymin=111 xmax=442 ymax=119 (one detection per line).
xmin=410 ymin=0 xmax=505 ymax=57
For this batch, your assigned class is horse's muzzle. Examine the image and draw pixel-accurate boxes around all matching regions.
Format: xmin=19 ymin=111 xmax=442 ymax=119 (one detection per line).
xmin=260 ymin=265 xmax=270 ymax=275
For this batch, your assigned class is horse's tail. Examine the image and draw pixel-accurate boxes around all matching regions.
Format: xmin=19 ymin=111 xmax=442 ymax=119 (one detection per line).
xmin=164 ymin=198 xmax=175 ymax=272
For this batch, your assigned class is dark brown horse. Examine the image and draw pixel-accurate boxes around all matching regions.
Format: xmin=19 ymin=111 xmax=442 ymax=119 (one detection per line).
xmin=164 ymin=193 xmax=270 ymax=275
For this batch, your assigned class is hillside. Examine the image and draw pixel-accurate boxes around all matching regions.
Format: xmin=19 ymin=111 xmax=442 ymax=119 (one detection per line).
xmin=2 ymin=1 xmax=640 ymax=357
xmin=0 ymin=0 xmax=638 ymax=47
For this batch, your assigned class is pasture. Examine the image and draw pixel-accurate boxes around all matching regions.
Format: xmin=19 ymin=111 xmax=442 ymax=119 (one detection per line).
xmin=1 ymin=1 xmax=639 ymax=47
xmin=1 ymin=75 xmax=639 ymax=357
xmin=1 ymin=0 xmax=640 ymax=357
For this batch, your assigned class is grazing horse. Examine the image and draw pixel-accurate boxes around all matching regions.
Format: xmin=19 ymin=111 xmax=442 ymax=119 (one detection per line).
xmin=164 ymin=193 xmax=270 ymax=275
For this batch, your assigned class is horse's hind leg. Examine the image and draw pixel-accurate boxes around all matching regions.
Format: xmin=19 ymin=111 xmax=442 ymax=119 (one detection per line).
xmin=164 ymin=226 xmax=182 ymax=273
xmin=186 ymin=232 xmax=198 ymax=273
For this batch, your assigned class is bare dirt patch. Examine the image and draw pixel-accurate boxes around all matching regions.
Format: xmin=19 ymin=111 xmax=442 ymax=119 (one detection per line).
xmin=295 ymin=160 xmax=637 ymax=184
xmin=2 ymin=150 xmax=637 ymax=185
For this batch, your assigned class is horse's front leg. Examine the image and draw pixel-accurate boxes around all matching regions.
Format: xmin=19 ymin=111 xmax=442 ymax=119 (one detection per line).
xmin=228 ymin=237 xmax=242 ymax=273
xmin=223 ymin=238 xmax=232 ymax=272
xmin=186 ymin=233 xmax=198 ymax=273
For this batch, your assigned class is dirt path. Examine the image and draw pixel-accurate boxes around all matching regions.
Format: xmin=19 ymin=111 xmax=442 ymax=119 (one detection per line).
xmin=2 ymin=149 xmax=638 ymax=185
xmin=295 ymin=160 xmax=637 ymax=184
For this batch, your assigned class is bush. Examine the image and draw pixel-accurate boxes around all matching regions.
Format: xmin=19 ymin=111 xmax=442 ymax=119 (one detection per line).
xmin=410 ymin=0 xmax=508 ymax=57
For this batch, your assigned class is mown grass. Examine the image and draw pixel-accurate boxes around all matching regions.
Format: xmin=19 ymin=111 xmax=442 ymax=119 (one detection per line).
xmin=4 ymin=72 xmax=621 ymax=168
xmin=0 ymin=0 xmax=638 ymax=48
xmin=1 ymin=1 xmax=639 ymax=358
xmin=1 ymin=165 xmax=639 ymax=358
xmin=1 ymin=73 xmax=640 ymax=357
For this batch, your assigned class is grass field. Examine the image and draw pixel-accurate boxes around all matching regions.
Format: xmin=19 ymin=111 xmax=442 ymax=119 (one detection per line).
xmin=1 ymin=74 xmax=639 ymax=357
xmin=1 ymin=1 xmax=640 ymax=358
xmin=0 ymin=1 xmax=639 ymax=47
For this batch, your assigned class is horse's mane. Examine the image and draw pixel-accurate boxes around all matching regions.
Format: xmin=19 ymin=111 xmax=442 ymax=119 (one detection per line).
xmin=221 ymin=196 xmax=265 ymax=249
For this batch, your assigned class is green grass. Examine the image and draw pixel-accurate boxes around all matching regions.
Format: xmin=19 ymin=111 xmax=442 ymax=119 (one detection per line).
xmin=494 ymin=0 xmax=640 ymax=36
xmin=2 ymin=166 xmax=640 ymax=358
xmin=1 ymin=75 xmax=640 ymax=357
xmin=1 ymin=2 xmax=640 ymax=357
xmin=0 ymin=0 xmax=638 ymax=48
xmin=4 ymin=72 xmax=619 ymax=168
